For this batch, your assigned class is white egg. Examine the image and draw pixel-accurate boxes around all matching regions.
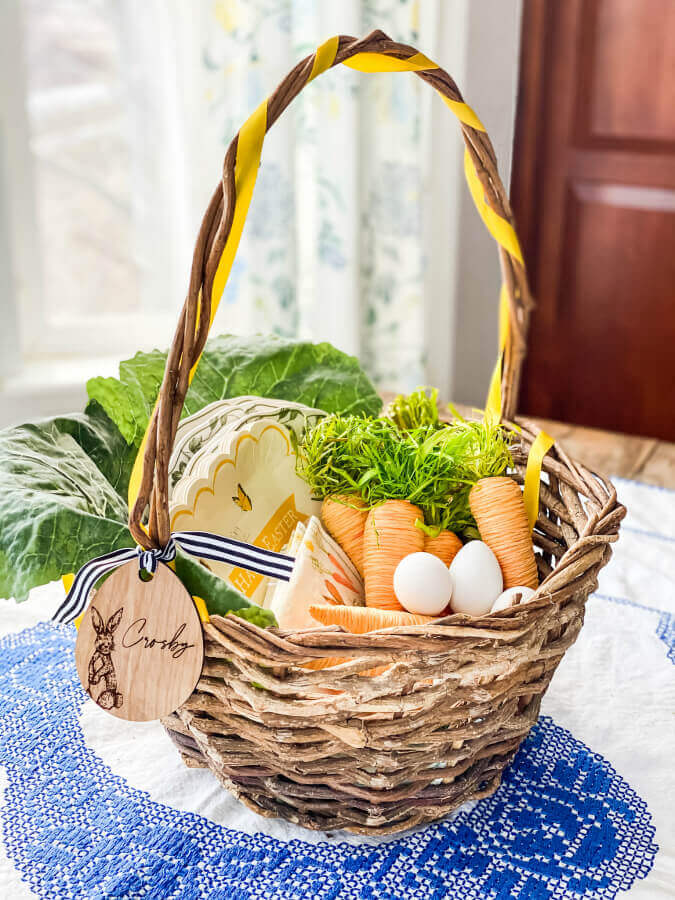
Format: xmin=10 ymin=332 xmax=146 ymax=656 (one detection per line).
xmin=393 ymin=552 xmax=453 ymax=616
xmin=448 ymin=541 xmax=503 ymax=617
xmin=491 ymin=586 xmax=537 ymax=613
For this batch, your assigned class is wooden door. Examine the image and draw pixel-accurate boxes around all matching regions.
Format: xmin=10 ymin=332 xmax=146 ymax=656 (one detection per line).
xmin=511 ymin=0 xmax=675 ymax=440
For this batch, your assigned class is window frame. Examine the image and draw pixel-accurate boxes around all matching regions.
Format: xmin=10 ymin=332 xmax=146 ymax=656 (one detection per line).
xmin=1 ymin=0 xmax=193 ymax=373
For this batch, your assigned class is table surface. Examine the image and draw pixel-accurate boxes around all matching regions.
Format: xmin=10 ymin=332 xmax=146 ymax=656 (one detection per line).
xmin=1 ymin=402 xmax=672 ymax=898
xmin=518 ymin=416 xmax=675 ymax=489
xmin=381 ymin=394 xmax=675 ymax=490
xmin=1 ymin=476 xmax=672 ymax=899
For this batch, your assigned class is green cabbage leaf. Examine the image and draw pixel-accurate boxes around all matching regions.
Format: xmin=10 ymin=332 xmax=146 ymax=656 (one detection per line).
xmin=0 ymin=335 xmax=380 ymax=615
xmin=87 ymin=334 xmax=382 ymax=446
xmin=0 ymin=407 xmax=134 ymax=602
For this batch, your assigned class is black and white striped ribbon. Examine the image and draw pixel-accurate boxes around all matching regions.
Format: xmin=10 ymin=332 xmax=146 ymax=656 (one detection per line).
xmin=53 ymin=531 xmax=295 ymax=624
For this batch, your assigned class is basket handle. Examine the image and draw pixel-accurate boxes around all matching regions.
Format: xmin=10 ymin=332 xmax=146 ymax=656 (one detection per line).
xmin=128 ymin=30 xmax=533 ymax=550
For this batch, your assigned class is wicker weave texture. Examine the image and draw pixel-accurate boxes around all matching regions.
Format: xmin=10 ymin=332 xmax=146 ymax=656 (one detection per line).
xmin=162 ymin=423 xmax=624 ymax=834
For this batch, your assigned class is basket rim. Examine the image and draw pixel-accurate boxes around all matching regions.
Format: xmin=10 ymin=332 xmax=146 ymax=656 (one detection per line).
xmin=167 ymin=426 xmax=624 ymax=837
xmin=201 ymin=423 xmax=624 ymax=646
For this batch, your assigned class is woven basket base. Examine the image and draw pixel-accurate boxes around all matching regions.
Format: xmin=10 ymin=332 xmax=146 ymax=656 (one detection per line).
xmin=158 ymin=427 xmax=623 ymax=835
xmin=162 ymin=700 xmax=542 ymax=834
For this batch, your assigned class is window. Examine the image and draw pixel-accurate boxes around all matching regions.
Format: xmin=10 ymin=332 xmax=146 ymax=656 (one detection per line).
xmin=2 ymin=0 xmax=190 ymax=369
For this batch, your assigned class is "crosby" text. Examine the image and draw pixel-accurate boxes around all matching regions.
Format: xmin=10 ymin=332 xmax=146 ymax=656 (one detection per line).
xmin=121 ymin=619 xmax=195 ymax=659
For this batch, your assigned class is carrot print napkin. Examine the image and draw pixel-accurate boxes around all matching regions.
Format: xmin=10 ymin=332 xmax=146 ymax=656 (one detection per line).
xmin=268 ymin=516 xmax=364 ymax=629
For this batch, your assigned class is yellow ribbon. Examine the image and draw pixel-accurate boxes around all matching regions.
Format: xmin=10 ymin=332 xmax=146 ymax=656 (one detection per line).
xmin=205 ymin=100 xmax=267 ymax=358
xmin=440 ymin=97 xmax=485 ymax=131
xmin=463 ymin=148 xmax=523 ymax=265
xmin=127 ymin=101 xmax=268 ymax=513
xmin=344 ymin=51 xmax=438 ymax=72
xmin=523 ymin=431 xmax=555 ymax=531
xmin=60 ymin=574 xmax=84 ymax=629
xmin=193 ymin=596 xmax=210 ymax=624
xmin=308 ymin=35 xmax=340 ymax=80
xmin=484 ymin=284 xmax=511 ymax=423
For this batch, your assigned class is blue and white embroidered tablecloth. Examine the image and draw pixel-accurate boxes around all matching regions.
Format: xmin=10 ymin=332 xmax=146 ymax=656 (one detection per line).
xmin=0 ymin=477 xmax=672 ymax=899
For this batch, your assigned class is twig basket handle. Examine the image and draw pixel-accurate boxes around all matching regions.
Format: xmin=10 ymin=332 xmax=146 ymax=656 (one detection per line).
xmin=128 ymin=29 xmax=533 ymax=550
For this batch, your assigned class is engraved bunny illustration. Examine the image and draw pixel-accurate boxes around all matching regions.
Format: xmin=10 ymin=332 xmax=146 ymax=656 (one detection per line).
xmin=87 ymin=606 xmax=124 ymax=709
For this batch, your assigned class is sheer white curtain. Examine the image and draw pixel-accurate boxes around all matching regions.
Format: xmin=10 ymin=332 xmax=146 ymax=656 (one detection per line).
xmin=0 ymin=0 xmax=520 ymax=426
xmin=171 ymin=0 xmax=440 ymax=391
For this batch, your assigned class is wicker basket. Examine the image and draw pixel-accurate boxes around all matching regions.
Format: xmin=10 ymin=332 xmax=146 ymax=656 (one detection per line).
xmin=128 ymin=31 xmax=624 ymax=835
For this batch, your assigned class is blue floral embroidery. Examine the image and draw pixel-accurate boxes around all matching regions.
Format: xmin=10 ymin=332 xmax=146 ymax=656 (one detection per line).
xmin=0 ymin=623 xmax=657 ymax=899
xmin=595 ymin=594 xmax=675 ymax=665
xmin=656 ymin=612 xmax=675 ymax=665
xmin=622 ymin=525 xmax=675 ymax=544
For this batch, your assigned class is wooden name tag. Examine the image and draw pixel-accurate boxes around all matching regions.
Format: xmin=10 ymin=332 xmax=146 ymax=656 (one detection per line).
xmin=74 ymin=561 xmax=204 ymax=722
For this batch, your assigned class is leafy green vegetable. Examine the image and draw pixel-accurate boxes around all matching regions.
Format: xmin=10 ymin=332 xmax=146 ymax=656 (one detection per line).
xmin=88 ymin=334 xmax=382 ymax=446
xmin=87 ymin=349 xmax=167 ymax=451
xmin=0 ymin=413 xmax=134 ymax=601
xmin=175 ymin=552 xmax=277 ymax=625
xmin=67 ymin=401 xmax=138 ymax=497
xmin=297 ymin=399 xmax=514 ymax=536
xmin=0 ymin=334 xmax=381 ymax=614
xmin=228 ymin=607 xmax=278 ymax=628
xmin=0 ymin=412 xmax=273 ymax=611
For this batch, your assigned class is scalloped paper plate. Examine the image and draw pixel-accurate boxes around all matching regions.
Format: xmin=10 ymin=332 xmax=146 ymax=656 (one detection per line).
xmin=169 ymin=397 xmax=325 ymax=495
xmin=169 ymin=420 xmax=321 ymax=605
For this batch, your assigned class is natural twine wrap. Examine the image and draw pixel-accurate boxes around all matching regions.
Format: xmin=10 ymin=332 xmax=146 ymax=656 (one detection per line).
xmin=127 ymin=31 xmax=623 ymax=834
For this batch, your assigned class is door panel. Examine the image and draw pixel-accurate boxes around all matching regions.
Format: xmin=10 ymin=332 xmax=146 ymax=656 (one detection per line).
xmin=582 ymin=0 xmax=675 ymax=144
xmin=512 ymin=0 xmax=675 ymax=440
xmin=560 ymin=181 xmax=675 ymax=434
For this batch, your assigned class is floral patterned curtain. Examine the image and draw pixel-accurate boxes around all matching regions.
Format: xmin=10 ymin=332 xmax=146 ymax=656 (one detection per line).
xmin=191 ymin=0 xmax=439 ymax=391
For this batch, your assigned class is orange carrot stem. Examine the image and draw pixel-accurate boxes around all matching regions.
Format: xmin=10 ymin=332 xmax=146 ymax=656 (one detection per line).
xmin=309 ymin=605 xmax=434 ymax=632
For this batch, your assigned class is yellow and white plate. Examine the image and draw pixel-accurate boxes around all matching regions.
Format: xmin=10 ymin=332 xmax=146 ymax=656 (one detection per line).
xmin=169 ymin=397 xmax=325 ymax=495
xmin=169 ymin=418 xmax=321 ymax=607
